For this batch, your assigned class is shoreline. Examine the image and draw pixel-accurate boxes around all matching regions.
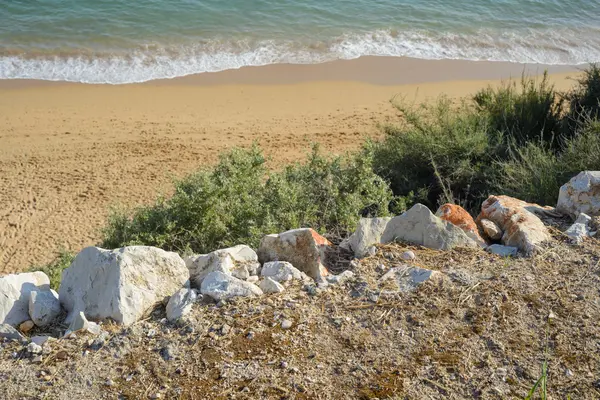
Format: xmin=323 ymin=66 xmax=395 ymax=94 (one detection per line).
xmin=0 ymin=56 xmax=581 ymax=88
xmin=0 ymin=56 xmax=582 ymax=274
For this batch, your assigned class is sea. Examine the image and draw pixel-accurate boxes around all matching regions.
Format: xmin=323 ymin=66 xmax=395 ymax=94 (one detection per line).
xmin=2 ymin=0 xmax=600 ymax=84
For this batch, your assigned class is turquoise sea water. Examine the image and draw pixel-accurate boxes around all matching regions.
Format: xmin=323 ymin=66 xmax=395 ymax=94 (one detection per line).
xmin=2 ymin=0 xmax=600 ymax=83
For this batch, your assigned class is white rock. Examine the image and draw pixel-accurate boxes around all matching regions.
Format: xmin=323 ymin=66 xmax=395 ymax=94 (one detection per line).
xmin=400 ymin=250 xmax=416 ymax=261
xmin=281 ymin=319 xmax=293 ymax=329
xmin=166 ymin=288 xmax=197 ymax=322
xmin=565 ymin=213 xmax=593 ymax=244
xmin=379 ymin=265 xmax=445 ymax=292
xmin=557 ymin=171 xmax=600 ymax=217
xmin=0 ymin=272 xmax=50 ymax=326
xmin=29 ymin=289 xmax=61 ymax=327
xmin=0 ymin=324 xmax=25 ymax=341
xmin=477 ymin=195 xmax=551 ymax=255
xmin=246 ymin=276 xmax=259 ymax=283
xmin=260 ymin=261 xmax=310 ymax=283
xmin=326 ymin=270 xmax=354 ymax=285
xmin=341 ymin=217 xmax=393 ymax=258
xmin=27 ymin=342 xmax=42 ymax=354
xmin=380 ymin=204 xmax=478 ymax=250
xmin=480 ymin=218 xmax=503 ymax=241
xmin=185 ymin=245 xmax=260 ymax=287
xmin=486 ymin=244 xmax=518 ymax=257
xmin=257 ymin=228 xmax=331 ymax=281
xmin=200 ymin=271 xmax=263 ymax=301
xmin=60 ymin=246 xmax=189 ymax=326
xmin=258 ymin=277 xmax=285 ymax=294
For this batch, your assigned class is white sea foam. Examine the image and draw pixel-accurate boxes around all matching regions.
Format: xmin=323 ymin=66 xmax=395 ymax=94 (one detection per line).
xmin=1 ymin=29 xmax=599 ymax=84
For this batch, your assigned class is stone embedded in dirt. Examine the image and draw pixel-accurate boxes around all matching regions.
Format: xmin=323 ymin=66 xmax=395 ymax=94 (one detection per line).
xmin=200 ymin=271 xmax=263 ymax=301
xmin=400 ymin=250 xmax=416 ymax=261
xmin=379 ymin=265 xmax=445 ymax=292
xmin=258 ymin=277 xmax=285 ymax=294
xmin=166 ymin=288 xmax=197 ymax=322
xmin=557 ymin=171 xmax=600 ymax=217
xmin=0 ymin=323 xmax=25 ymax=341
xmin=29 ymin=289 xmax=61 ymax=327
xmin=486 ymin=244 xmax=518 ymax=257
xmin=260 ymin=261 xmax=310 ymax=283
xmin=60 ymin=246 xmax=189 ymax=326
xmin=436 ymin=203 xmax=486 ymax=246
xmin=0 ymin=271 xmax=50 ymax=326
xmin=185 ymin=245 xmax=260 ymax=288
xmin=247 ymin=276 xmax=259 ymax=283
xmin=477 ymin=195 xmax=551 ymax=255
xmin=257 ymin=228 xmax=331 ymax=281
xmin=565 ymin=213 xmax=593 ymax=244
xmin=326 ymin=270 xmax=354 ymax=285
xmin=281 ymin=319 xmax=293 ymax=329
xmin=65 ymin=311 xmax=91 ymax=337
xmin=340 ymin=217 xmax=393 ymax=258
xmin=479 ymin=218 xmax=503 ymax=241
xmin=380 ymin=204 xmax=478 ymax=251
xmin=31 ymin=336 xmax=50 ymax=346
xmin=19 ymin=320 xmax=34 ymax=333
xmin=27 ymin=342 xmax=42 ymax=354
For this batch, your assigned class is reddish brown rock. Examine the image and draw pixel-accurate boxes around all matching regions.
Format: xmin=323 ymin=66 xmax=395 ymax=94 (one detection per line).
xmin=477 ymin=195 xmax=551 ymax=255
xmin=436 ymin=203 xmax=486 ymax=246
xmin=257 ymin=228 xmax=331 ymax=281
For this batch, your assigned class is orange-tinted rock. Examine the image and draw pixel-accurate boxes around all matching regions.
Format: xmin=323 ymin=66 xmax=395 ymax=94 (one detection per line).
xmin=257 ymin=228 xmax=331 ymax=281
xmin=476 ymin=195 xmax=551 ymax=255
xmin=436 ymin=203 xmax=486 ymax=246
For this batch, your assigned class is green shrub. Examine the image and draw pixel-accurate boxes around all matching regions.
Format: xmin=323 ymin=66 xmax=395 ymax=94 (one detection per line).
xmin=101 ymin=144 xmax=393 ymax=254
xmin=564 ymin=64 xmax=600 ymax=131
xmin=29 ymin=250 xmax=74 ymax=291
xmin=474 ymin=72 xmax=564 ymax=153
xmin=496 ymin=119 xmax=600 ymax=206
xmin=369 ymin=97 xmax=492 ymax=212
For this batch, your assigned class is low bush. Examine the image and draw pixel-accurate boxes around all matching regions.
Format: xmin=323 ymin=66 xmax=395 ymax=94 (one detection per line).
xmin=564 ymin=64 xmax=600 ymax=131
xmin=101 ymin=144 xmax=393 ymax=254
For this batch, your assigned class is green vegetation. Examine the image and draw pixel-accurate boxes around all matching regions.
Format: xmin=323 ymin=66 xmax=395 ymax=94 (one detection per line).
xmin=29 ymin=250 xmax=74 ymax=290
xmin=370 ymin=66 xmax=600 ymax=212
xmin=101 ymin=145 xmax=393 ymax=254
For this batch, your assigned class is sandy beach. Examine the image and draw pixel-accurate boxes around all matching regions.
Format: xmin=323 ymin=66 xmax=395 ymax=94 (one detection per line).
xmin=0 ymin=57 xmax=580 ymax=273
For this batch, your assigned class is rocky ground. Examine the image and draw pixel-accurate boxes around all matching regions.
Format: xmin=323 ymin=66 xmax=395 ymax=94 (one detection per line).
xmin=1 ymin=228 xmax=599 ymax=399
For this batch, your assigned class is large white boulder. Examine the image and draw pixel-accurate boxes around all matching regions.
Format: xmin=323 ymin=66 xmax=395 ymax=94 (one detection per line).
xmin=0 ymin=272 xmax=50 ymax=326
xmin=200 ymin=271 xmax=263 ymax=301
xmin=29 ymin=289 xmax=61 ymax=327
xmin=340 ymin=217 xmax=393 ymax=258
xmin=557 ymin=171 xmax=600 ymax=218
xmin=477 ymin=195 xmax=551 ymax=255
xmin=380 ymin=204 xmax=478 ymax=250
xmin=258 ymin=228 xmax=331 ymax=281
xmin=166 ymin=288 xmax=197 ymax=322
xmin=185 ymin=245 xmax=260 ymax=288
xmin=260 ymin=261 xmax=310 ymax=283
xmin=59 ymin=246 xmax=189 ymax=326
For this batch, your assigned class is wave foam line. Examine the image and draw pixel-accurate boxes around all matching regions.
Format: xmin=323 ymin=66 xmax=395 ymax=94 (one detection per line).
xmin=1 ymin=29 xmax=599 ymax=84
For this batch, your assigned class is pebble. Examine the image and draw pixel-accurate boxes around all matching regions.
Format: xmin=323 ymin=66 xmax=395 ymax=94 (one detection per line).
xmin=221 ymin=324 xmax=231 ymax=335
xmin=400 ymin=250 xmax=416 ymax=261
xmin=246 ymin=331 xmax=255 ymax=340
xmin=19 ymin=320 xmax=35 ymax=333
xmin=27 ymin=342 xmax=43 ymax=354
xmin=32 ymin=355 xmax=43 ymax=363
xmin=366 ymin=246 xmax=377 ymax=257
xmin=147 ymin=329 xmax=157 ymax=338
xmin=281 ymin=319 xmax=293 ymax=330
xmin=105 ymin=379 xmax=115 ymax=387
xmin=160 ymin=344 xmax=175 ymax=361
xmin=280 ymin=361 xmax=288 ymax=369
xmin=149 ymin=393 xmax=162 ymax=399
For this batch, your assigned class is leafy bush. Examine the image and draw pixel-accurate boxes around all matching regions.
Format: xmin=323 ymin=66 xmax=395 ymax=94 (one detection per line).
xmin=29 ymin=250 xmax=74 ymax=290
xmin=369 ymin=97 xmax=492 ymax=212
xmin=101 ymin=145 xmax=393 ymax=254
xmin=474 ymin=72 xmax=564 ymax=153
xmin=495 ymin=118 xmax=600 ymax=205
xmin=564 ymin=64 xmax=600 ymax=130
